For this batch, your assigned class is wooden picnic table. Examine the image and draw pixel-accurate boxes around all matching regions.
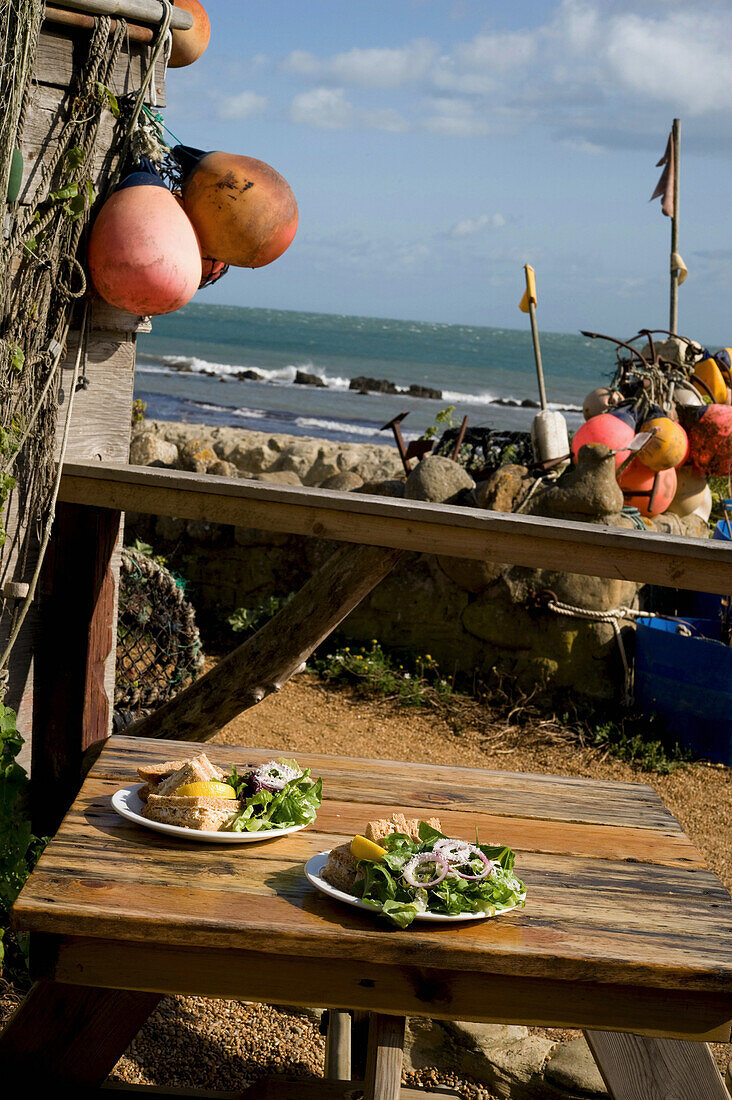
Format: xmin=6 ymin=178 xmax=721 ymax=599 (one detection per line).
xmin=4 ymin=735 xmax=732 ymax=1098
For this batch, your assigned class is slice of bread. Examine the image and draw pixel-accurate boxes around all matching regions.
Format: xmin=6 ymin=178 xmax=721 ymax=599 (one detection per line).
xmin=365 ymin=814 xmax=441 ymax=843
xmin=142 ymin=793 xmax=237 ymax=831
xmin=155 ymin=753 xmax=226 ymax=797
xmin=137 ymin=760 xmax=189 ymax=785
xmin=321 ymin=842 xmax=359 ymax=895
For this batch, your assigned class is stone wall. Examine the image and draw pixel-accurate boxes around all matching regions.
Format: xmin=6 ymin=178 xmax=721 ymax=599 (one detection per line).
xmin=127 ymin=421 xmax=710 ymax=703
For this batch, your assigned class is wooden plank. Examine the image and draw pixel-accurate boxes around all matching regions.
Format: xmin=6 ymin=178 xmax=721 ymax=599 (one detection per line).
xmin=48 ymin=0 xmax=193 ymax=29
xmin=58 ymin=461 xmax=732 ymax=593
xmin=31 ymin=503 xmax=122 ymax=835
xmin=59 ymin=334 xmax=136 ymax=464
xmin=584 ymin=1031 xmax=729 ymax=1099
xmin=325 ymin=1011 xmax=352 ymax=1081
xmin=0 ymin=979 xmax=160 ymax=1086
xmin=364 ymin=1013 xmax=405 ymax=1100
xmin=35 ymin=23 xmax=167 ymax=99
xmin=38 ymin=936 xmax=732 ymax=1041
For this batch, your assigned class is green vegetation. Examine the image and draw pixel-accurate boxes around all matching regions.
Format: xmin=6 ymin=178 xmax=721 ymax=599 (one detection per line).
xmin=0 ymin=706 xmax=45 ymax=980
xmin=569 ymin=710 xmax=692 ymax=774
xmin=131 ymin=397 xmax=147 ymax=425
xmin=313 ymin=639 xmax=453 ymax=707
xmin=420 ymin=405 xmax=455 ymax=442
xmin=228 ymin=593 xmax=293 ymax=635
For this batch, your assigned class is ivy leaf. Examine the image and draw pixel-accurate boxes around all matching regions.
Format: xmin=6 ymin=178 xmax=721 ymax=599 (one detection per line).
xmin=95 ymin=81 xmax=120 ymax=118
xmin=63 ymin=145 xmax=85 ymax=173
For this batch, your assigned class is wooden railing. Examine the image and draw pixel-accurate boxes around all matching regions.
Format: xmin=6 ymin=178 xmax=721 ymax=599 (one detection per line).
xmin=60 ymin=459 xmax=732 ymax=592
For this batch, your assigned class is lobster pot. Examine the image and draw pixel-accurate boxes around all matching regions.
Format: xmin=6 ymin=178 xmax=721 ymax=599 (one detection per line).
xmin=635 ymin=617 xmax=732 ymax=765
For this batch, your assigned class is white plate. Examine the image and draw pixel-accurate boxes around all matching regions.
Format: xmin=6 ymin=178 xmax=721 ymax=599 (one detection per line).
xmin=111 ymin=784 xmax=310 ymax=843
xmin=305 ymin=851 xmax=526 ymax=922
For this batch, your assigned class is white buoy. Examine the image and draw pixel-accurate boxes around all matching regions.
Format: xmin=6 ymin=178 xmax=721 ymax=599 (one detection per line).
xmin=667 ymin=466 xmax=712 ymax=519
xmin=532 ymin=408 xmax=570 ymax=465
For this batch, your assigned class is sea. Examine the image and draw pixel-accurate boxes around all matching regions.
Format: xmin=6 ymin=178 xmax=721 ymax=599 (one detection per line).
xmin=135 ymin=303 xmax=620 ymax=446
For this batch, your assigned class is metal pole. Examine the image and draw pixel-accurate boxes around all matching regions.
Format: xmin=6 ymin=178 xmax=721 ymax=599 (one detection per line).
xmin=669 ymin=118 xmax=681 ymax=334
xmin=45 ymin=0 xmax=193 ymax=30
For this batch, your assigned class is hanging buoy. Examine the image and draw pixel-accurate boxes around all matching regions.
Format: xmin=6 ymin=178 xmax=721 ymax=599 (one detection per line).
xmin=169 ymin=0 xmax=210 ymax=68
xmin=608 ymin=404 xmax=638 ymax=430
xmin=582 ymin=387 xmax=621 ymax=420
xmin=636 ymin=416 xmax=689 ymax=471
xmin=531 ymin=409 xmax=569 ymax=465
xmin=673 ymin=381 xmax=704 ymax=407
xmin=691 ymin=356 xmax=728 ymax=403
xmin=678 ymin=403 xmax=732 ymax=477
xmin=617 ymin=460 xmax=677 ymax=517
xmin=571 ymin=414 xmax=635 ymax=469
xmin=175 ymin=145 xmax=298 ymax=267
xmin=667 ymin=466 xmax=712 ymax=521
xmin=88 ymin=163 xmax=201 ymax=315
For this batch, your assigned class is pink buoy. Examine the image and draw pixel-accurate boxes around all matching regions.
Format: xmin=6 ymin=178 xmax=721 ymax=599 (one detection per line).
xmin=88 ymin=172 xmax=201 ymax=315
xmin=678 ymin=404 xmax=732 ymax=477
xmin=571 ymin=414 xmax=635 ymax=469
xmin=617 ymin=459 xmax=677 ymax=517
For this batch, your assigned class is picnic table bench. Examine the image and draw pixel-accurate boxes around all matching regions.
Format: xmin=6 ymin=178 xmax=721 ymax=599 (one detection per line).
xmin=3 ymin=735 xmax=732 ymax=1098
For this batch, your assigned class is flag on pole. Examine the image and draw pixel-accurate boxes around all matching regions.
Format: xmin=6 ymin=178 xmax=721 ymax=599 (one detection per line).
xmin=519 ymin=264 xmax=537 ymax=312
xmin=651 ymin=130 xmax=675 ymax=217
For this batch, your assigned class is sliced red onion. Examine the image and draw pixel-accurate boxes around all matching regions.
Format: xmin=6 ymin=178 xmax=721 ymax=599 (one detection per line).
xmin=452 ymin=848 xmax=492 ymax=881
xmin=433 ymin=838 xmax=472 ymax=860
xmin=402 ymin=851 xmax=449 ymax=889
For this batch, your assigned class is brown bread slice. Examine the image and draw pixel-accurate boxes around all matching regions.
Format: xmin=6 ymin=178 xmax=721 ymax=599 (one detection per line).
xmin=155 ymin=753 xmax=226 ymax=796
xmin=137 ymin=760 xmax=189 ymax=785
xmin=321 ymin=842 xmax=359 ymax=895
xmin=142 ymin=793 xmax=237 ymax=831
xmin=365 ymin=814 xmax=441 ymax=843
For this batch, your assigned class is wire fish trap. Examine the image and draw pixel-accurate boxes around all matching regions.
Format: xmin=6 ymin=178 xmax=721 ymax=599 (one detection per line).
xmin=115 ymin=548 xmax=203 ymax=715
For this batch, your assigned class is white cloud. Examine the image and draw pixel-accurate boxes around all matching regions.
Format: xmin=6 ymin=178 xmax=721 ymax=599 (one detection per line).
xmin=290 ymin=87 xmax=354 ymax=128
xmin=283 ymin=39 xmax=438 ymax=88
xmin=218 ymin=90 xmax=268 ymax=120
xmin=450 ymin=213 xmax=506 ymax=237
xmin=423 ymin=97 xmax=491 ymax=137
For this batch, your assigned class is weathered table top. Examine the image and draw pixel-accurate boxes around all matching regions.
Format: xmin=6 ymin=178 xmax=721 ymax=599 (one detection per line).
xmin=13 ymin=736 xmax=732 ymax=1041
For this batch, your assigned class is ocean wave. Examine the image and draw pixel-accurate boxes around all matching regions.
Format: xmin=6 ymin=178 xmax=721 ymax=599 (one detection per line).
xmin=294 ymin=416 xmax=417 ymax=441
xmin=194 ymin=403 xmax=267 ymax=420
xmin=443 ymin=388 xmax=581 ymax=412
xmin=137 ymin=353 xmax=349 ymax=389
xmin=443 ymin=389 xmax=497 ymax=405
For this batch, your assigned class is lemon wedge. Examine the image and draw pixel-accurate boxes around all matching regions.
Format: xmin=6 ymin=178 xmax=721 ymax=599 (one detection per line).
xmin=175 ymin=781 xmax=238 ymax=799
xmin=350 ymin=835 xmax=387 ymax=861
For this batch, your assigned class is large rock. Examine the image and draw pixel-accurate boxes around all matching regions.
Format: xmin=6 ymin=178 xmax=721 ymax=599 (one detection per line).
xmin=476 ymin=464 xmax=530 ymax=512
xmin=446 ymin=1020 xmax=554 ymax=1099
xmin=349 ymin=375 xmax=398 ymax=394
xmin=129 ymin=432 xmax=178 ymax=468
xmin=544 ymin=1037 xmax=608 ymax=1097
xmin=356 ymin=478 xmax=406 ymax=498
xmin=405 ymin=455 xmax=475 ymax=503
xmin=178 ymin=438 xmax=217 ymax=474
xmin=528 ymin=445 xmax=623 ymax=520
xmin=320 ymin=471 xmax=364 ymax=491
xmin=249 ymin=470 xmax=303 ymax=486
xmin=294 ymin=369 xmax=326 ymax=387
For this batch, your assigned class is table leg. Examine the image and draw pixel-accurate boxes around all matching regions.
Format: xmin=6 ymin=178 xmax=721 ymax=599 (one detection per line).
xmin=584 ymin=1030 xmax=729 ymax=1100
xmin=364 ymin=1013 xmax=406 ymax=1100
xmin=325 ymin=1011 xmax=352 ymax=1080
xmin=0 ymin=980 xmax=160 ymax=1085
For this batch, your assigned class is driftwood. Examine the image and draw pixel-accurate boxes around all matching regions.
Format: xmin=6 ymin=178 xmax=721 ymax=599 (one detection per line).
xmin=126 ymin=541 xmax=403 ymax=742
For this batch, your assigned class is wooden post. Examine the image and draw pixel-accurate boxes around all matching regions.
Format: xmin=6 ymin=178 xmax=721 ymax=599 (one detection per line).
xmin=669 ymin=117 xmax=681 ymax=335
xmin=363 ymin=1013 xmax=406 ymax=1100
xmin=523 ymin=264 xmax=547 ymax=410
xmin=31 ymin=501 xmax=121 ymax=836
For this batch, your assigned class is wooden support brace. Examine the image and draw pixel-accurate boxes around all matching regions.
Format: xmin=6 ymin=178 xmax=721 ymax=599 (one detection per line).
xmin=125 ymin=542 xmax=403 ymax=743
xmin=0 ymin=980 xmax=160 ymax=1086
xmin=325 ymin=1011 xmax=352 ymax=1080
xmin=364 ymin=1013 xmax=406 ymax=1100
xmin=32 ymin=502 xmax=121 ymax=836
xmin=584 ymin=1030 xmax=729 ymax=1100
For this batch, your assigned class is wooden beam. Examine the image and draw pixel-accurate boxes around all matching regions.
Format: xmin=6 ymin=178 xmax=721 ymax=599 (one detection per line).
xmin=0 ymin=980 xmax=160 ymax=1087
xmin=585 ymin=1030 xmax=729 ymax=1100
xmin=126 ymin=541 xmax=403 ymax=741
xmin=32 ymin=502 xmax=122 ymax=835
xmin=60 ymin=460 xmax=732 ymax=593
xmin=44 ymin=0 xmax=193 ymax=29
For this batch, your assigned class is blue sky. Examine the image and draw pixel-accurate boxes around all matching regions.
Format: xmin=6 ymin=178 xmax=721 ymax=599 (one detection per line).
xmin=164 ymin=1 xmax=732 ymax=341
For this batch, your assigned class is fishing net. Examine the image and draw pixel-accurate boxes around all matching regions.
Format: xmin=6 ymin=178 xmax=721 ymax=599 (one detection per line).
xmin=115 ymin=548 xmax=203 ymax=713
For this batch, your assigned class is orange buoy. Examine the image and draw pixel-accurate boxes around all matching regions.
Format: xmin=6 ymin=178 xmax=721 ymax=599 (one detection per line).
xmin=691 ymin=356 xmax=728 ymax=403
xmin=571 ymin=414 xmax=635 ymax=469
xmin=617 ymin=459 xmax=677 ymax=517
xmin=636 ymin=416 xmax=689 ymax=471
xmin=169 ymin=0 xmax=210 ymax=68
xmin=88 ymin=168 xmax=201 ymax=315
xmin=175 ymin=145 xmax=298 ymax=268
xmin=678 ymin=403 xmax=732 ymax=476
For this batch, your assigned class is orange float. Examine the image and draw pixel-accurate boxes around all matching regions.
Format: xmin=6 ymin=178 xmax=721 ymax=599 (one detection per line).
xmin=169 ymin=0 xmax=210 ymax=68
xmin=88 ymin=166 xmax=201 ymax=315
xmin=691 ymin=356 xmax=728 ymax=403
xmin=175 ymin=145 xmax=298 ymax=268
xmin=617 ymin=459 xmax=677 ymax=517
xmin=636 ymin=416 xmax=689 ymax=471
xmin=571 ymin=414 xmax=635 ymax=469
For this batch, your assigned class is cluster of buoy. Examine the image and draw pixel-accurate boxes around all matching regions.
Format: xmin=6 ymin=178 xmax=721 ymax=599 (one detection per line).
xmin=573 ymin=345 xmax=732 ymax=521
xmin=87 ymin=1 xmax=298 ymax=316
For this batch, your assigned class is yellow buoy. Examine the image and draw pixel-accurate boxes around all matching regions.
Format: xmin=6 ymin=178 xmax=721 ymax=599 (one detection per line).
xmin=637 ymin=417 xmax=689 ymax=471
xmin=691 ymin=358 xmax=728 ymax=403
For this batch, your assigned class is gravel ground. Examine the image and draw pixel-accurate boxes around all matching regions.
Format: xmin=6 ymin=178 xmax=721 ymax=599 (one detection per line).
xmin=3 ymin=671 xmax=730 ymax=1096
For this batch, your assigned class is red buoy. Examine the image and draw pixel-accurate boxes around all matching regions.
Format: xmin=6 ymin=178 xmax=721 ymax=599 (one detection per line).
xmin=679 ymin=403 xmax=732 ymax=476
xmin=89 ymin=175 xmax=201 ymax=315
xmin=176 ymin=147 xmax=298 ymax=268
xmin=571 ymin=414 xmax=635 ymax=469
